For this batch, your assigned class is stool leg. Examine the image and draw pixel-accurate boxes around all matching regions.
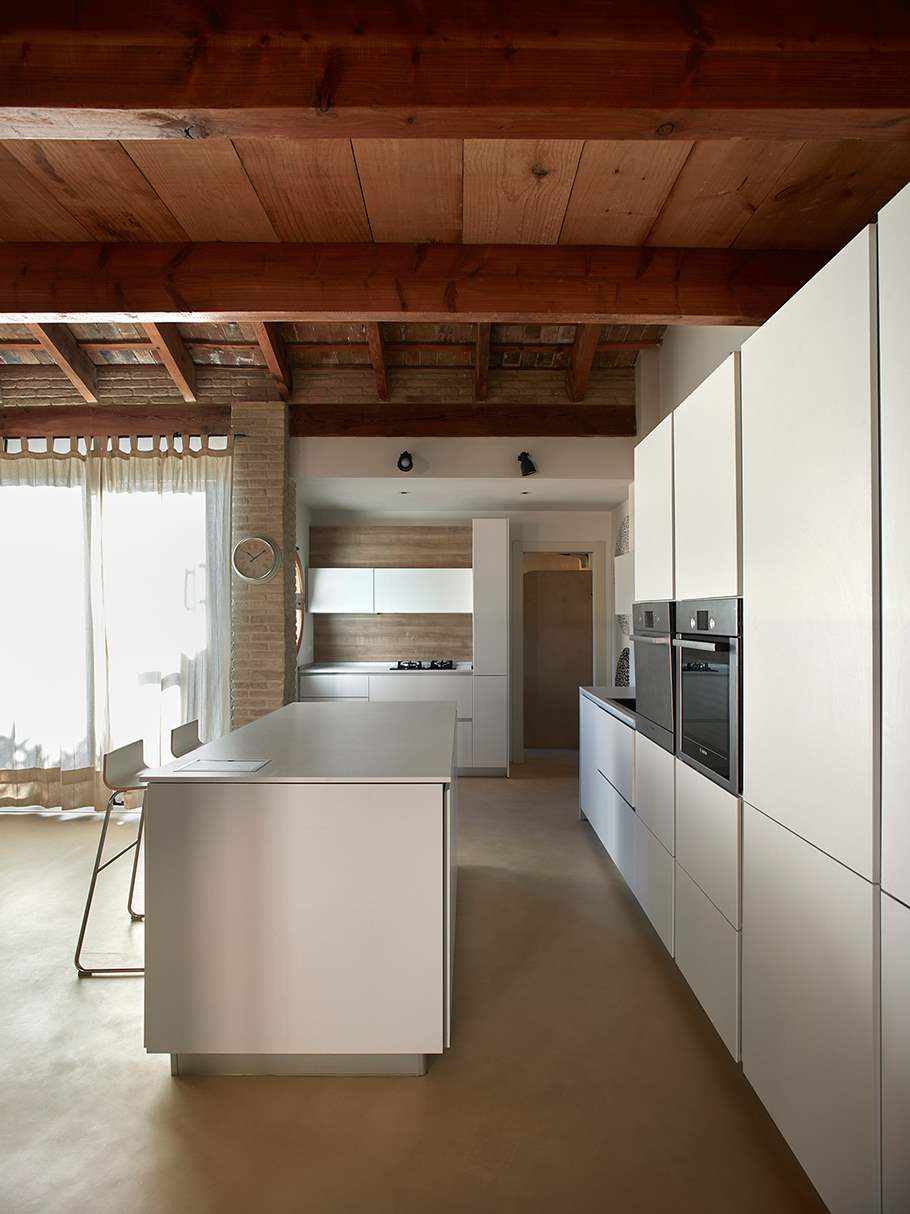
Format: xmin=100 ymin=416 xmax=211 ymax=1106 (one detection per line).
xmin=127 ymin=802 xmax=145 ymax=922
xmin=74 ymin=794 xmax=115 ymax=976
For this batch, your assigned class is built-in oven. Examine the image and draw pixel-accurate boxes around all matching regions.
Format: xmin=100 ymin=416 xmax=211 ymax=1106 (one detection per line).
xmin=674 ymin=597 xmax=742 ymax=795
xmin=630 ymin=600 xmax=675 ymax=754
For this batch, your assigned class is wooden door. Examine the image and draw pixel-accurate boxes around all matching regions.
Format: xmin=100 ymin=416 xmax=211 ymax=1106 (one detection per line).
xmin=523 ymin=569 xmax=592 ymax=748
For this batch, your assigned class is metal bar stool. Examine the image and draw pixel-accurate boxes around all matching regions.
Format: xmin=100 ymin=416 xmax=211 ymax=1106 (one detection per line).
xmin=74 ymin=739 xmax=149 ymax=977
xmin=171 ymin=719 xmax=202 ymax=759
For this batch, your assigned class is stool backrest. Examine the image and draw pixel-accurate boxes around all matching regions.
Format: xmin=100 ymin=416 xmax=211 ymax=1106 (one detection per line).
xmin=171 ymin=719 xmax=202 ymax=759
xmin=102 ymin=739 xmax=146 ymax=792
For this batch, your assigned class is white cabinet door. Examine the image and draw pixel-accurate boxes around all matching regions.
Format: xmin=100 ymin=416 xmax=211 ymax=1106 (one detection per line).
xmin=472 ymin=518 xmax=509 ymax=675
xmin=741 ymin=804 xmax=878 ymax=1214
xmin=635 ymin=732 xmax=674 ymax=853
xmin=633 ymin=413 xmax=674 ymax=601
xmin=633 ymin=813 xmax=674 ymax=954
xmin=741 ymin=227 xmax=878 ymax=881
xmin=673 ymin=353 xmax=741 ymax=600
xmin=579 ymin=694 xmax=597 ymax=818
xmin=374 ymin=568 xmax=473 ymax=614
xmin=613 ymin=551 xmax=634 ymax=617
xmin=879 ymin=183 xmax=910 ymax=907
xmin=455 ymin=721 xmax=473 ymax=769
xmin=587 ymin=770 xmax=616 ymax=858
xmin=473 ymin=676 xmax=508 ymax=769
xmin=675 ymin=760 xmax=740 ymax=928
xmin=298 ymin=673 xmax=370 ymax=700
xmin=675 ymin=862 xmax=740 ymax=1059
xmin=883 ymin=890 xmax=910 ymax=1214
xmin=368 ymin=674 xmax=473 ymax=719
xmin=612 ymin=790 xmax=636 ymax=887
xmin=592 ymin=706 xmax=634 ymax=808
xmin=307 ymin=568 xmax=374 ymax=613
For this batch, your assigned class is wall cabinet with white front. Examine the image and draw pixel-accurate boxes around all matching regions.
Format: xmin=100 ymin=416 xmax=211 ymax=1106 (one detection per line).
xmin=673 ymin=353 xmax=741 ymax=600
xmin=309 ymin=567 xmax=472 ymax=614
xmin=633 ymin=413 xmax=674 ymax=602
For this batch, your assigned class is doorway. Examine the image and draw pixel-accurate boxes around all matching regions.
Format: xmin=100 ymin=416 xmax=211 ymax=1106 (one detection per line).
xmin=522 ymin=553 xmax=594 ymax=750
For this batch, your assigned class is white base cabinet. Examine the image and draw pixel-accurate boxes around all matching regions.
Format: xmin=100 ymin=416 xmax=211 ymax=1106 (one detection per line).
xmin=633 ymin=814 xmax=674 ymax=953
xmin=675 ymin=760 xmax=740 ymax=929
xmin=741 ymin=804 xmax=878 ymax=1214
xmin=675 ymin=862 xmax=740 ymax=1059
xmin=635 ymin=732 xmax=674 ymax=853
xmin=472 ymin=676 xmax=508 ymax=770
xmin=883 ymin=890 xmax=910 ymax=1214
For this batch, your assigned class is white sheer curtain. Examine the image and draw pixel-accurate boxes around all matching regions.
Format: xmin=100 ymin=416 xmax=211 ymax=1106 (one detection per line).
xmin=0 ymin=435 xmax=231 ymax=812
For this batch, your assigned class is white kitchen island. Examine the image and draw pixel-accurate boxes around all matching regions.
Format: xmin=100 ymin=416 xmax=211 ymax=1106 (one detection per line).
xmin=143 ymin=701 xmax=457 ymax=1077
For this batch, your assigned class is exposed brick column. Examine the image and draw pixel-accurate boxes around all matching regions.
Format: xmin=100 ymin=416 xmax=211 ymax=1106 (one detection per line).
xmin=230 ymin=402 xmax=296 ymax=727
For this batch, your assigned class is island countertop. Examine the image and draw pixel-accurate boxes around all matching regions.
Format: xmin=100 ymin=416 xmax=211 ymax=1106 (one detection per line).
xmin=144 ymin=700 xmax=457 ymax=785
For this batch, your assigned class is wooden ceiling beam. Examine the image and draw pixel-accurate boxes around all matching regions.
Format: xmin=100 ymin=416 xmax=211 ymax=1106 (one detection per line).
xmin=1 ymin=4 xmax=910 ymax=140
xmin=26 ymin=323 xmax=98 ymax=402
xmin=474 ymin=324 xmax=491 ymax=401
xmin=566 ymin=325 xmax=602 ymax=401
xmin=142 ymin=322 xmax=196 ymax=402
xmin=0 ymin=404 xmax=230 ymax=438
xmin=365 ymin=323 xmax=389 ymax=400
xmin=0 ymin=243 xmax=829 ymax=326
xmin=249 ymin=320 xmax=291 ymax=399
xmin=289 ymin=403 xmax=635 ymax=438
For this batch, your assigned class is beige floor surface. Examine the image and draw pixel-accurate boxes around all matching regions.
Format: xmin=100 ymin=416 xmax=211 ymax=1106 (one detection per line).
xmin=0 ymin=757 xmax=827 ymax=1213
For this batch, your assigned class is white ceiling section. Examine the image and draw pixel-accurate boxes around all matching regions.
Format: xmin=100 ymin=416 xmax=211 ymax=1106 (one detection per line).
xmin=293 ymin=435 xmax=633 ymax=517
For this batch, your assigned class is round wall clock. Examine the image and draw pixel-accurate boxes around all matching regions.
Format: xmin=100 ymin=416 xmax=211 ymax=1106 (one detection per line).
xmin=232 ymin=535 xmax=282 ymax=583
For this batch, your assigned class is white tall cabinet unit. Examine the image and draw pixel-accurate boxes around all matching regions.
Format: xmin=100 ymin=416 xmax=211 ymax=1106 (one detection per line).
xmin=740 ymin=227 xmax=880 ymax=1214
xmin=673 ymin=353 xmax=741 ymax=600
xmin=472 ymin=519 xmax=509 ymax=772
xmin=633 ymin=414 xmax=674 ymax=601
xmin=878 ymin=181 xmax=910 ymax=1214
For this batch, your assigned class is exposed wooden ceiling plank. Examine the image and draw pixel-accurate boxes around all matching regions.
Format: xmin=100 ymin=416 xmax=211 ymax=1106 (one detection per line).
xmin=566 ymin=324 xmax=602 ymax=401
xmin=26 ymin=323 xmax=98 ymax=401
xmin=474 ymin=323 xmax=491 ymax=400
xmin=143 ymin=322 xmax=197 ymax=401
xmin=2 ymin=5 xmax=910 ymax=142
xmin=352 ymin=141 xmax=462 ymax=242
xmin=288 ymin=403 xmax=635 ymax=438
xmin=463 ymin=141 xmax=583 ymax=244
xmin=0 ymin=243 xmax=829 ymax=326
xmin=249 ymin=321 xmax=291 ymax=399
xmin=0 ymin=404 xmax=230 ymax=438
xmin=365 ymin=323 xmax=389 ymax=400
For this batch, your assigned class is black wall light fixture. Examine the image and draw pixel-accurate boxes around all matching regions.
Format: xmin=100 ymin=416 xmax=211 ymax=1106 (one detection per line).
xmin=397 ymin=450 xmax=414 ymax=473
xmin=517 ymin=451 xmax=537 ymax=477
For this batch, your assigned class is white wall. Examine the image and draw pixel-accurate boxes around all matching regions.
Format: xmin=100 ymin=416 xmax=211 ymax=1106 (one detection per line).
xmin=638 ymin=326 xmax=758 ymax=438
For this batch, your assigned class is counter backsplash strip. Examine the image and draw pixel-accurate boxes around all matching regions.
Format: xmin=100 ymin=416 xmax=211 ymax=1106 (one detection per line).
xmin=314 ymin=614 xmax=473 ymax=663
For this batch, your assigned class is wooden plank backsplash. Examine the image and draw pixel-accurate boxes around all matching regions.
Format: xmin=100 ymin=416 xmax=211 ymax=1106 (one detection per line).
xmin=314 ymin=614 xmax=473 ymax=662
xmin=310 ymin=525 xmax=472 ymax=568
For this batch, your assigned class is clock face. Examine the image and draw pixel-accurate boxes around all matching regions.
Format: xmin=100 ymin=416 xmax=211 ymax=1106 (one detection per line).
xmin=232 ymin=536 xmax=280 ymax=582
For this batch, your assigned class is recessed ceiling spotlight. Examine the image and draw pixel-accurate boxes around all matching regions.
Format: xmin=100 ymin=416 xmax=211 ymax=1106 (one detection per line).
xmin=399 ymin=490 xmax=410 ymax=495
xmin=520 ymin=490 xmax=530 ymax=495
xmin=517 ymin=451 xmax=537 ymax=477
xmin=397 ymin=450 xmax=414 ymax=473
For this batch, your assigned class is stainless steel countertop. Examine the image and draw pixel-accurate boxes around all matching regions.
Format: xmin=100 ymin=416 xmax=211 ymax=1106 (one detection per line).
xmin=299 ymin=662 xmax=473 ymax=676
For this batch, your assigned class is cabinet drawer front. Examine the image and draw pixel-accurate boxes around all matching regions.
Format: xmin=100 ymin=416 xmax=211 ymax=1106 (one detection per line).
xmin=307 ymin=568 xmax=374 ymax=613
xmin=586 ymin=771 xmax=616 ymax=857
xmin=611 ymin=784 xmax=636 ymax=887
xmin=455 ymin=721 xmax=473 ymax=769
xmin=675 ymin=759 xmax=740 ymax=927
xmin=579 ymin=695 xmax=597 ymax=816
xmin=675 ymin=862 xmax=741 ymax=1059
xmin=633 ymin=815 xmax=674 ymax=954
xmin=374 ymin=567 xmax=473 ymax=613
xmin=298 ymin=673 xmax=370 ymax=699
xmin=368 ymin=674 xmax=473 ymax=718
xmin=592 ymin=702 xmax=635 ymax=807
xmin=635 ymin=732 xmax=675 ymax=853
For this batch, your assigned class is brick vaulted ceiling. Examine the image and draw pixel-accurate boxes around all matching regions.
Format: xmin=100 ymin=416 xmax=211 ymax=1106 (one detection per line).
xmin=1 ymin=2 xmax=909 ymax=437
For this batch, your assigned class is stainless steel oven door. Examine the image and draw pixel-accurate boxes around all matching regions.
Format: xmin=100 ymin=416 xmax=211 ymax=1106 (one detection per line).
xmin=674 ymin=636 xmax=740 ymax=794
xmin=630 ymin=633 xmax=674 ymax=752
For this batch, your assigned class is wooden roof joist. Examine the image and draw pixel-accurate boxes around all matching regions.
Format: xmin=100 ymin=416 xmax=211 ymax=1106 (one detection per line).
xmin=1 ymin=2 xmax=910 ymax=140
xmin=0 ymin=243 xmax=829 ymax=327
